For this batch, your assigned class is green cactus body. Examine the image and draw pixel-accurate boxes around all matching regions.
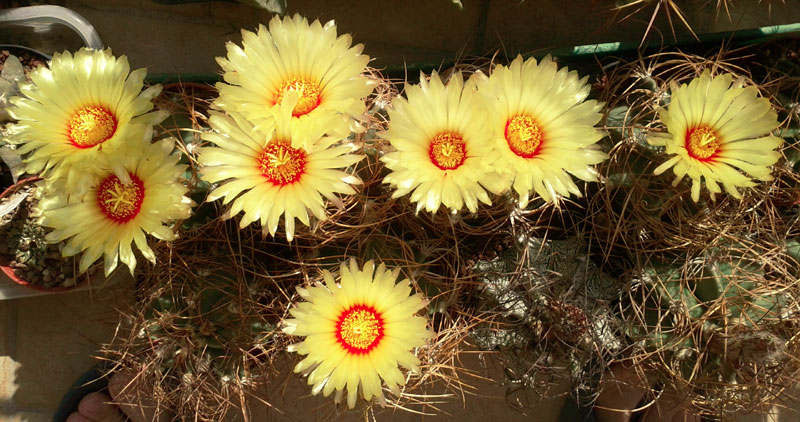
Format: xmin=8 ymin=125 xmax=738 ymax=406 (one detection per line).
xmin=634 ymin=240 xmax=790 ymax=381
xmin=141 ymin=271 xmax=275 ymax=381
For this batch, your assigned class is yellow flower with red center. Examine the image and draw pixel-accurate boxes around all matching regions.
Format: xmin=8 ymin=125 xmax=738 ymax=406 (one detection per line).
xmin=7 ymin=48 xmax=167 ymax=189
xmin=381 ymin=71 xmax=507 ymax=214
xmin=37 ymin=138 xmax=193 ymax=276
xmin=283 ymin=259 xmax=430 ymax=409
xmin=648 ymin=71 xmax=783 ymax=202
xmin=214 ymin=14 xmax=373 ymax=148
xmin=198 ymin=110 xmax=362 ymax=241
xmin=475 ymin=55 xmax=607 ymax=207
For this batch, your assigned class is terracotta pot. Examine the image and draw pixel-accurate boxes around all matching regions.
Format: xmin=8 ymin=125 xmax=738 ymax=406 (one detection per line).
xmin=0 ymin=262 xmax=81 ymax=293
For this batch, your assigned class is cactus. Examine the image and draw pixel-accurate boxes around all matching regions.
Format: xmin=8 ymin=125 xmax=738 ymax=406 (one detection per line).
xmin=108 ymin=260 xmax=281 ymax=421
xmin=630 ymin=239 xmax=794 ymax=392
xmin=139 ymin=269 xmax=275 ymax=382
xmin=586 ymin=49 xmax=800 ymax=419
xmin=470 ymin=234 xmax=625 ymax=394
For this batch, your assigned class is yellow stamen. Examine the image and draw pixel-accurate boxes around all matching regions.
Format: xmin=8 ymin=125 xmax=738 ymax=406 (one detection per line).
xmin=257 ymin=140 xmax=307 ymax=185
xmin=505 ymin=114 xmax=543 ymax=158
xmin=274 ymin=77 xmax=322 ymax=117
xmin=97 ymin=174 xmax=144 ymax=223
xmin=686 ymin=126 xmax=721 ymax=160
xmin=337 ymin=305 xmax=383 ymax=353
xmin=429 ymin=132 xmax=466 ymax=170
xmin=68 ymin=106 xmax=117 ymax=148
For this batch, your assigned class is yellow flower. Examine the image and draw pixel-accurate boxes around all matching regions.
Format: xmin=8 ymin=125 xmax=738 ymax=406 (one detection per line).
xmin=7 ymin=48 xmax=167 ymax=189
xmin=38 ymin=138 xmax=193 ymax=276
xmin=283 ymin=259 xmax=430 ymax=409
xmin=198 ymin=110 xmax=362 ymax=241
xmin=381 ymin=71 xmax=507 ymax=214
xmin=648 ymin=71 xmax=783 ymax=202
xmin=476 ymin=55 xmax=606 ymax=207
xmin=214 ymin=14 xmax=373 ymax=148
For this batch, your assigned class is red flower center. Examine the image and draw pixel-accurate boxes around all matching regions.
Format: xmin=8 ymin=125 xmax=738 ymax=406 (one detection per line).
xmin=97 ymin=173 xmax=145 ymax=223
xmin=274 ymin=77 xmax=322 ymax=117
xmin=335 ymin=304 xmax=384 ymax=354
xmin=68 ymin=105 xmax=118 ymax=148
xmin=429 ymin=132 xmax=466 ymax=170
xmin=257 ymin=140 xmax=307 ymax=185
xmin=505 ymin=114 xmax=543 ymax=158
xmin=685 ymin=126 xmax=721 ymax=161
